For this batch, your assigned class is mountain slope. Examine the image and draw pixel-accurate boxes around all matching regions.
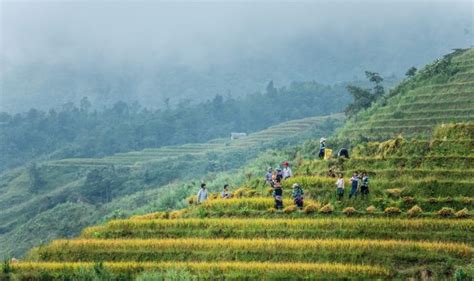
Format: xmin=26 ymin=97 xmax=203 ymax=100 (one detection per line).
xmin=338 ymin=48 xmax=474 ymax=141
xmin=0 ymin=114 xmax=343 ymax=258
xmin=4 ymin=122 xmax=473 ymax=280
xmin=3 ymin=50 xmax=474 ymax=280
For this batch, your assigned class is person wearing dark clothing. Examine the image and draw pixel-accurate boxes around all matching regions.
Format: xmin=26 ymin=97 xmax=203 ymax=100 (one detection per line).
xmin=272 ymin=181 xmax=284 ymax=209
xmin=338 ymin=148 xmax=350 ymax=159
xmin=275 ymin=168 xmax=284 ymax=182
xmin=221 ymin=184 xmax=231 ymax=199
xmin=349 ymin=173 xmax=359 ymax=199
xmin=318 ymin=138 xmax=326 ymax=159
xmin=292 ymin=183 xmax=304 ymax=209
xmin=361 ymin=173 xmax=369 ymax=198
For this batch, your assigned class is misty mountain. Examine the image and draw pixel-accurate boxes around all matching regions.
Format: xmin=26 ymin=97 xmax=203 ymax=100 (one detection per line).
xmin=1 ymin=1 xmax=472 ymax=112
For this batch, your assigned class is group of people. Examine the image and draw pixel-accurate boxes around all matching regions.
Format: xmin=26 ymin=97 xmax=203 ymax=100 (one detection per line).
xmin=196 ymin=183 xmax=232 ymax=204
xmin=265 ymin=161 xmax=293 ymax=184
xmin=336 ymin=172 xmax=370 ymax=201
xmin=265 ymin=162 xmax=305 ymax=209
xmin=195 ymin=137 xmax=365 ymax=208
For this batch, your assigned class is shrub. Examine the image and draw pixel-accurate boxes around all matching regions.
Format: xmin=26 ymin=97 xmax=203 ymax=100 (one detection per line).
xmin=304 ymin=203 xmax=319 ymax=214
xmin=386 ymin=189 xmax=402 ymax=198
xmin=428 ymin=197 xmax=438 ymax=204
xmin=319 ymin=203 xmax=334 ymax=214
xmin=2 ymin=260 xmax=12 ymax=274
xmin=366 ymin=206 xmax=377 ymax=214
xmin=384 ymin=207 xmax=401 ymax=215
xmin=283 ymin=205 xmax=298 ymax=214
xmin=455 ymin=208 xmax=470 ymax=218
xmin=437 ymin=207 xmax=455 ymax=217
xmin=342 ymin=207 xmax=356 ymax=216
xmin=407 ymin=205 xmax=423 ymax=217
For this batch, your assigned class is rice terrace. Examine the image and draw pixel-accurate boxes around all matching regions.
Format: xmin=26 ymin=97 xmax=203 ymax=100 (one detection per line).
xmin=0 ymin=1 xmax=472 ymax=280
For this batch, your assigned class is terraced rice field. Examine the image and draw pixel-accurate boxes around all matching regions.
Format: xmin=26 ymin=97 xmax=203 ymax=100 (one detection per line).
xmin=3 ymin=49 xmax=473 ymax=280
xmin=4 ymin=123 xmax=473 ymax=280
xmin=44 ymin=114 xmax=343 ymax=168
xmin=339 ymin=48 xmax=474 ymax=141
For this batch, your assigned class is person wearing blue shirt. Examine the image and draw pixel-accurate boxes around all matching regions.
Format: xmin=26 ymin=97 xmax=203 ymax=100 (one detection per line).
xmin=349 ymin=173 xmax=359 ymax=199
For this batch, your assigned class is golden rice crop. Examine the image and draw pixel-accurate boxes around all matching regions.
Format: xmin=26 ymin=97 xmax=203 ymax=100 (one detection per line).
xmin=37 ymin=238 xmax=472 ymax=258
xmin=200 ymin=197 xmax=303 ymax=210
xmin=11 ymin=261 xmax=390 ymax=277
xmin=82 ymin=217 xmax=474 ymax=238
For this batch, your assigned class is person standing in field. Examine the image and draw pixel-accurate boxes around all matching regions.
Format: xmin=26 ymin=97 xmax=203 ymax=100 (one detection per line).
xmin=349 ymin=173 xmax=359 ymax=199
xmin=265 ymin=167 xmax=273 ymax=185
xmin=221 ymin=184 xmax=231 ymax=199
xmin=336 ymin=174 xmax=345 ymax=201
xmin=275 ymin=168 xmax=284 ymax=182
xmin=273 ymin=180 xmax=284 ymax=209
xmin=292 ymin=183 xmax=304 ymax=209
xmin=361 ymin=172 xmax=369 ymax=198
xmin=282 ymin=162 xmax=292 ymax=179
xmin=319 ymin=138 xmax=326 ymax=159
xmin=197 ymin=183 xmax=208 ymax=204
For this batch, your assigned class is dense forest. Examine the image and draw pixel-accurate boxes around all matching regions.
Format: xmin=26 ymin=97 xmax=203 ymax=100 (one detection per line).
xmin=0 ymin=81 xmax=355 ymax=171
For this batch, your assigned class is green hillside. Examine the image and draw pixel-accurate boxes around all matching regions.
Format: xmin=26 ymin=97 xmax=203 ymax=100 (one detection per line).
xmin=0 ymin=114 xmax=343 ymax=259
xmin=339 ymin=48 xmax=474 ymax=141
xmin=2 ymin=49 xmax=474 ymax=280
xmin=3 ymin=122 xmax=472 ymax=280
xmin=45 ymin=115 xmax=342 ymax=168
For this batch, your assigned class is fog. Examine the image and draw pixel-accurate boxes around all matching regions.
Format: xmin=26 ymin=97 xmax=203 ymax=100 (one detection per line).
xmin=1 ymin=0 xmax=472 ymax=112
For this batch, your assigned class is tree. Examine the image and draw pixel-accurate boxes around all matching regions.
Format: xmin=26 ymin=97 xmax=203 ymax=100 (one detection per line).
xmin=365 ymin=71 xmax=384 ymax=99
xmin=405 ymin=67 xmax=417 ymax=77
xmin=80 ymin=97 xmax=92 ymax=113
xmin=345 ymin=71 xmax=385 ymax=117
xmin=265 ymin=80 xmax=277 ymax=96
xmin=344 ymin=86 xmax=374 ymax=117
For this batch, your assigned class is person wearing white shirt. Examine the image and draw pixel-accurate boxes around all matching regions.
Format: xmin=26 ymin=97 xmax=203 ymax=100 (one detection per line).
xmin=336 ymin=174 xmax=345 ymax=201
xmin=197 ymin=183 xmax=208 ymax=204
xmin=282 ymin=162 xmax=292 ymax=179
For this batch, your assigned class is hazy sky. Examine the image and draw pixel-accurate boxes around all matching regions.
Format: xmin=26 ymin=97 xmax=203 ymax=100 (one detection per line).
xmin=2 ymin=0 xmax=472 ymax=64
xmin=0 ymin=0 xmax=472 ymax=112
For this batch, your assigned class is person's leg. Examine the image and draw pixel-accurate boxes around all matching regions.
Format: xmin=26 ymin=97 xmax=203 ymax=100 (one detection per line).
xmin=349 ymin=187 xmax=356 ymax=198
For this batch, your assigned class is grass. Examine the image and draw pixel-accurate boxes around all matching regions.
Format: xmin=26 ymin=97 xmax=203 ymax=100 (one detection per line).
xmin=30 ymin=238 xmax=471 ymax=265
xmin=5 ymin=261 xmax=391 ymax=280
xmin=80 ymin=217 xmax=474 ymax=244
